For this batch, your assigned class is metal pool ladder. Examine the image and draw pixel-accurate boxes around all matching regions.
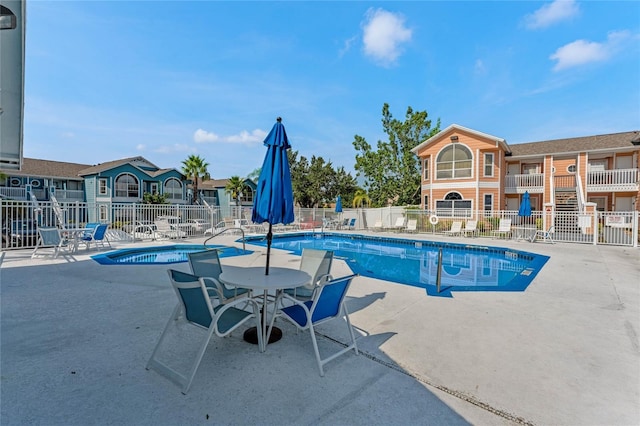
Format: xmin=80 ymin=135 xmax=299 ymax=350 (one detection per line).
xmin=203 ymin=227 xmax=247 ymax=253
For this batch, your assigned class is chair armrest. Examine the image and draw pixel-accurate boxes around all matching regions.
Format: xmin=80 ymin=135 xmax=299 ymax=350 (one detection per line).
xmin=199 ymin=277 xmax=228 ymax=301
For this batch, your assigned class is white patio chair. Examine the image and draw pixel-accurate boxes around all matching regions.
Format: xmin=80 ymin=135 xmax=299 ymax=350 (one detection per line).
xmin=461 ymin=220 xmax=477 ymax=237
xmin=278 ymin=274 xmax=359 ymax=376
xmin=146 ymin=269 xmax=262 ymax=394
xmin=533 ymin=225 xmax=555 ymax=243
xmin=370 ymin=220 xmax=383 ymax=231
xmin=444 ymin=221 xmax=463 ymax=236
xmin=31 ymin=227 xmax=71 ymax=258
xmin=491 ymin=218 xmax=512 ymax=239
xmin=391 ymin=216 xmax=405 ymax=231
xmin=405 ymin=219 xmax=418 ymax=233
xmin=284 ymin=248 xmax=334 ymax=300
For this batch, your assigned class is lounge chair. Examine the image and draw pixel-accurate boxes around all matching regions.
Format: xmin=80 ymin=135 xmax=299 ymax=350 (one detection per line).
xmin=391 ymin=216 xmax=405 ymax=231
xmin=187 ymin=250 xmax=250 ymax=303
xmin=31 ymin=227 xmax=71 ymax=258
xmin=370 ymin=220 xmax=383 ymax=231
xmin=278 ymin=274 xmax=359 ymax=376
xmin=533 ymin=225 xmax=555 ymax=243
xmin=284 ymin=248 xmax=334 ymax=300
xmin=491 ymin=218 xmax=512 ymax=239
xmin=347 ymin=218 xmax=356 ymax=230
xmin=78 ymin=223 xmax=111 ymax=250
xmin=146 ymin=269 xmax=263 ymax=394
xmin=444 ymin=221 xmax=463 ymax=236
xmin=461 ymin=220 xmax=477 ymax=237
xmin=405 ymin=219 xmax=418 ymax=233
xmin=154 ymin=217 xmax=186 ymax=239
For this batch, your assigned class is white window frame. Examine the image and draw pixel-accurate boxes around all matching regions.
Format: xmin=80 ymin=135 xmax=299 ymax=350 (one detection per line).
xmin=484 ymin=153 xmax=494 ymax=177
xmin=163 ymin=178 xmax=182 ymax=200
xmin=115 ymin=173 xmax=139 ymax=198
xmin=98 ymin=178 xmax=108 ymax=195
xmin=423 ymin=157 xmax=430 ymax=180
xmin=99 ymin=205 xmax=108 ymax=222
xmin=436 ymin=144 xmax=473 ymax=179
xmin=483 ymin=193 xmax=493 ymax=211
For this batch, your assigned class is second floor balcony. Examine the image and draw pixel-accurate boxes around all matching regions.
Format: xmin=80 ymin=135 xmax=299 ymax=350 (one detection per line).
xmin=586 ymin=168 xmax=639 ymax=192
xmin=504 ymin=173 xmax=544 ymax=194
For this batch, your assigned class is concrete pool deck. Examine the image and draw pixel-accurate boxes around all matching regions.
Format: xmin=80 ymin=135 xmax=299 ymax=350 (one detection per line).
xmin=1 ymin=232 xmax=638 ymax=425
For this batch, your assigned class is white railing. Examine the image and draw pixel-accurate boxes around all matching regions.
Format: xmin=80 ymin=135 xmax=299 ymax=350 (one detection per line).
xmin=504 ymin=173 xmax=544 ymax=193
xmin=586 ymin=168 xmax=640 ymax=191
xmin=55 ymin=190 xmax=85 ymax=201
xmin=0 ymin=187 xmax=26 ymax=199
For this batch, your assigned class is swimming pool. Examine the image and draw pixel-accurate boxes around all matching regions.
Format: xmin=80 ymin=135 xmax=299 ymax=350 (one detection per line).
xmin=92 ymin=244 xmax=252 ymax=265
xmin=244 ymin=233 xmax=549 ymax=296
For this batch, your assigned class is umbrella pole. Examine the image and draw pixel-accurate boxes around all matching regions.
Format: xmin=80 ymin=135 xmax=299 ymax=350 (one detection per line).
xmin=265 ymin=224 xmax=272 ymax=275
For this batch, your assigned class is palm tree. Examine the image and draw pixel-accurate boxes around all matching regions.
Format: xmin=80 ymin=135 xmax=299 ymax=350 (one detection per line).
xmin=225 ymin=176 xmax=247 ymax=217
xmin=181 ymin=155 xmax=210 ymax=204
xmin=352 ymin=188 xmax=371 ymax=208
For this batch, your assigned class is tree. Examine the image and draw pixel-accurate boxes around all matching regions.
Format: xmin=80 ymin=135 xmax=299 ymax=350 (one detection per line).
xmin=142 ymin=191 xmax=168 ymax=204
xmin=247 ymin=167 xmax=261 ymax=182
xmin=352 ymin=188 xmax=371 ymax=208
xmin=353 ymin=103 xmax=440 ymax=207
xmin=225 ymin=176 xmax=247 ymax=212
xmin=181 ymin=155 xmax=210 ymax=204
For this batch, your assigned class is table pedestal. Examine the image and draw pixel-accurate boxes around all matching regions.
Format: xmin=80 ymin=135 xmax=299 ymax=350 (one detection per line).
xmin=243 ymin=326 xmax=282 ymax=344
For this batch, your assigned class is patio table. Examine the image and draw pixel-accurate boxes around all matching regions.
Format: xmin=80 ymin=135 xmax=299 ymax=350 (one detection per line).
xmin=61 ymin=228 xmax=91 ymax=252
xmin=219 ymin=266 xmax=311 ymax=351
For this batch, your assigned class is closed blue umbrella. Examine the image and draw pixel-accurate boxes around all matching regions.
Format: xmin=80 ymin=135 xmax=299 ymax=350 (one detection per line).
xmin=518 ymin=191 xmax=532 ymax=217
xmin=252 ymin=117 xmax=295 ymax=275
xmin=335 ymin=196 xmax=343 ymax=213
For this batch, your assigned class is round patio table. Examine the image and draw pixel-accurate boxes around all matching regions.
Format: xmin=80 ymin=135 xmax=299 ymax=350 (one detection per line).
xmin=219 ymin=266 xmax=311 ymax=350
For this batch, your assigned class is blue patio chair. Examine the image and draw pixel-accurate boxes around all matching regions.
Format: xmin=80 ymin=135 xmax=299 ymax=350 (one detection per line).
xmin=31 ymin=227 xmax=71 ymax=258
xmin=278 ymin=274 xmax=360 ymax=376
xmin=187 ymin=250 xmax=250 ymax=303
xmin=146 ymin=269 xmax=263 ymax=394
xmin=283 ymin=248 xmax=333 ymax=300
xmin=79 ymin=223 xmax=111 ymax=250
xmin=347 ymin=218 xmax=356 ymax=230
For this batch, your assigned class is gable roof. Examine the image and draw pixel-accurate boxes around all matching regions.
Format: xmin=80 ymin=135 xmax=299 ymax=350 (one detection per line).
xmin=1 ymin=158 xmax=92 ymax=180
xmin=411 ymin=123 xmax=510 ymax=154
xmin=77 ymin=156 xmax=159 ymax=176
xmin=508 ymin=131 xmax=640 ymax=157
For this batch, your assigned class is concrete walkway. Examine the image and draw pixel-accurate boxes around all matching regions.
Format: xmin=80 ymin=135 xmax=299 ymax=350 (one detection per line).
xmin=1 ymin=233 xmax=638 ymax=425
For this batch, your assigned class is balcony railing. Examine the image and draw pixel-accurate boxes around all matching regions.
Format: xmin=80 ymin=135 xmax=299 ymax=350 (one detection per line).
xmin=504 ymin=173 xmax=544 ymax=194
xmin=586 ymin=168 xmax=639 ymax=192
xmin=55 ymin=190 xmax=85 ymax=201
xmin=0 ymin=187 xmax=26 ymax=199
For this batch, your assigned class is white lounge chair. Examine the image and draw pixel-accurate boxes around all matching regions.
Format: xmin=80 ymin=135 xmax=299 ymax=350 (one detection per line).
xmin=461 ymin=220 xmax=477 ymax=237
xmin=491 ymin=218 xmax=512 ymax=239
xmin=370 ymin=220 xmax=383 ymax=231
xmin=391 ymin=217 xmax=405 ymax=231
xmin=154 ymin=217 xmax=186 ymax=239
xmin=533 ymin=225 xmax=555 ymax=243
xmin=405 ymin=219 xmax=418 ymax=233
xmin=444 ymin=221 xmax=463 ymax=236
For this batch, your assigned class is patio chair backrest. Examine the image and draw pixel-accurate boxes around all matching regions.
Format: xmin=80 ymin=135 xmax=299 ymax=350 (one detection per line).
xmin=464 ymin=220 xmax=477 ymax=231
xmin=450 ymin=221 xmax=462 ymax=232
xmin=394 ymin=217 xmax=405 ymax=227
xmin=168 ymin=269 xmax=213 ymax=328
xmin=498 ymin=218 xmax=512 ymax=231
xmin=38 ymin=227 xmax=63 ymax=246
xmin=299 ymin=249 xmax=334 ymax=290
xmin=310 ymin=274 xmax=358 ymax=323
xmin=188 ymin=250 xmax=223 ymax=281
xmin=92 ymin=224 xmax=109 ymax=240
xmin=406 ymin=219 xmax=417 ymax=231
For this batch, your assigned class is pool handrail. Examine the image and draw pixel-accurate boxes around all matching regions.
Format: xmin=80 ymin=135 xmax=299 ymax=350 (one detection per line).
xmin=203 ymin=227 xmax=246 ymax=253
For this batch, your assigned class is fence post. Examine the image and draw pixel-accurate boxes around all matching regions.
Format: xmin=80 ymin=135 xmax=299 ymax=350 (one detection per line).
xmin=634 ymin=210 xmax=638 ymax=248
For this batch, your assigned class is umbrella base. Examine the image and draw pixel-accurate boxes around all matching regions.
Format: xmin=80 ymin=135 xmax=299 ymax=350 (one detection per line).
xmin=243 ymin=326 xmax=282 ymax=345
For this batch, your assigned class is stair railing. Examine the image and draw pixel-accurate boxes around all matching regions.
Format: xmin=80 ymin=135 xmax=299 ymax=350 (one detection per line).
xmin=203 ymin=227 xmax=246 ymax=252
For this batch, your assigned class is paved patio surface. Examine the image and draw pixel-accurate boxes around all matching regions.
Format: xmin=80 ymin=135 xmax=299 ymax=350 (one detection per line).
xmin=1 ymin=232 xmax=638 ymax=425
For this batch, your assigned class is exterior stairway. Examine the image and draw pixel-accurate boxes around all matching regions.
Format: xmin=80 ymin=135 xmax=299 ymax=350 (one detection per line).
xmin=554 ymin=189 xmax=581 ymax=233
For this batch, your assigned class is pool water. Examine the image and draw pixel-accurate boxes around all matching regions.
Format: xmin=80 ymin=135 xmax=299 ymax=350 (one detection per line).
xmin=92 ymin=244 xmax=252 ymax=265
xmin=244 ymin=233 xmax=549 ymax=296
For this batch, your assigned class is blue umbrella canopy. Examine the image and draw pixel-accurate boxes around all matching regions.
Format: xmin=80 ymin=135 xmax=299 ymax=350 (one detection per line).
xmin=518 ymin=191 xmax=532 ymax=216
xmin=335 ymin=195 xmax=343 ymax=213
xmin=252 ymin=117 xmax=294 ymax=274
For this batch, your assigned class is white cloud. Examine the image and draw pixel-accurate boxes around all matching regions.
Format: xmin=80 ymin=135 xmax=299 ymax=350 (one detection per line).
xmin=361 ymin=8 xmax=412 ymax=67
xmin=136 ymin=144 xmax=146 ymax=151
xmin=474 ymin=59 xmax=486 ymax=75
xmin=153 ymin=144 xmax=193 ymax=154
xmin=339 ymin=35 xmax=358 ymax=58
xmin=194 ymin=128 xmax=267 ymax=145
xmin=550 ymin=30 xmax=631 ymax=71
xmin=524 ymin=0 xmax=579 ymax=30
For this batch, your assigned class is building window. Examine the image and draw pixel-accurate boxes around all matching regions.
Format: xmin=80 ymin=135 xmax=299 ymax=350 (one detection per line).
xmin=423 ymin=195 xmax=429 ymax=210
xmin=243 ymin=187 xmax=254 ymax=203
xmin=484 ymin=153 xmax=494 ymax=177
xmin=115 ymin=173 xmax=139 ymax=198
xmin=163 ymin=178 xmax=182 ymax=200
xmin=436 ymin=144 xmax=472 ymax=179
xmin=484 ymin=193 xmax=493 ymax=211
xmin=567 ymin=165 xmax=576 ymax=173
xmin=435 ymin=191 xmax=472 ymax=217
xmin=98 ymin=179 xmax=107 ymax=195
xmin=423 ymin=158 xmax=430 ymax=180
xmin=99 ymin=205 xmax=108 ymax=221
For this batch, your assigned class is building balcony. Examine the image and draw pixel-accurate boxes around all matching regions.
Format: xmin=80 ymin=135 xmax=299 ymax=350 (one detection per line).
xmin=54 ymin=189 xmax=84 ymax=201
xmin=504 ymin=173 xmax=544 ymax=194
xmin=586 ymin=168 xmax=639 ymax=192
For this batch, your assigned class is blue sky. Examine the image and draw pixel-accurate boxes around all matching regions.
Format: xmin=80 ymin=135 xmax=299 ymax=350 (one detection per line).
xmin=24 ymin=1 xmax=640 ymax=179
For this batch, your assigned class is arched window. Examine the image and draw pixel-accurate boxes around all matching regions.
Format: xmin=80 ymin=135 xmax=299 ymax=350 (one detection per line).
xmin=435 ymin=191 xmax=472 ymax=217
xmin=164 ymin=178 xmax=182 ymax=200
xmin=115 ymin=173 xmax=139 ymax=198
xmin=436 ymin=144 xmax=472 ymax=179
xmin=243 ymin=187 xmax=254 ymax=203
